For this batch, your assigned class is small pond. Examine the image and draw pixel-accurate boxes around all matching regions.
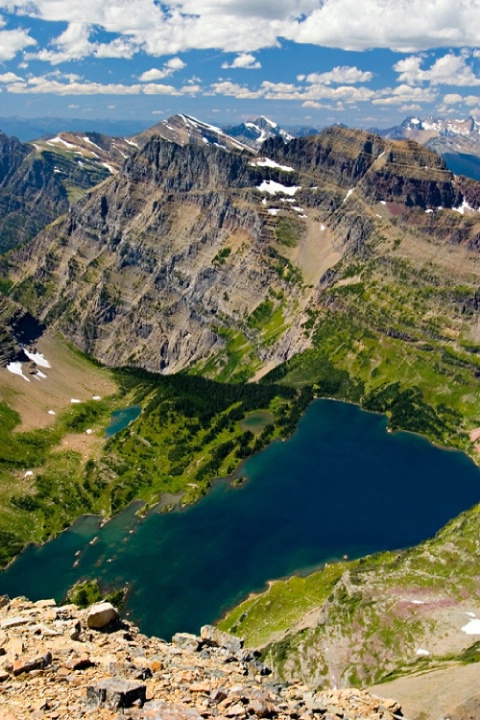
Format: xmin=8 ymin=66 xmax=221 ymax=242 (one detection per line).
xmin=105 ymin=405 xmax=141 ymax=438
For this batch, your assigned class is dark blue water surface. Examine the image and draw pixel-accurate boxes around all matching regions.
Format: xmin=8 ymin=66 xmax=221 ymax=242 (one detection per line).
xmin=1 ymin=400 xmax=479 ymax=639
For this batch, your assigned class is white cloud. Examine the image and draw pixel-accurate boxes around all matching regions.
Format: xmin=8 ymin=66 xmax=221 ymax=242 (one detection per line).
xmin=304 ymin=66 xmax=373 ymax=85
xmin=209 ymin=80 xmax=263 ymax=99
xmin=0 ymin=71 xmax=197 ymax=96
xmin=372 ymin=83 xmax=437 ymax=106
xmin=139 ymin=58 xmax=186 ymax=82
xmin=394 ymin=52 xmax=480 ymax=86
xmin=284 ymin=0 xmax=480 ymax=51
xmin=0 ymin=27 xmax=36 ymax=60
xmin=0 ymin=71 xmax=22 ymax=83
xmin=442 ymin=92 xmax=479 ymax=107
xmin=32 ymin=22 xmax=93 ymax=64
xmin=221 ymin=53 xmax=261 ymax=69
xmin=442 ymin=92 xmax=463 ymax=104
xmin=400 ymin=103 xmax=421 ymax=112
xmin=3 ymin=0 xmax=479 ymax=62
xmin=141 ymin=82 xmax=181 ymax=95
xmin=209 ymin=77 xmax=376 ymax=104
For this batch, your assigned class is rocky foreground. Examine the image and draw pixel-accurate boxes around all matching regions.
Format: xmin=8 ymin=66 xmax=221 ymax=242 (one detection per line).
xmin=0 ymin=596 xmax=403 ymax=720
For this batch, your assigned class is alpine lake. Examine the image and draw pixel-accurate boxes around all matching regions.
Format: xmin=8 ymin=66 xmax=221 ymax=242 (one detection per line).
xmin=0 ymin=399 xmax=479 ymax=640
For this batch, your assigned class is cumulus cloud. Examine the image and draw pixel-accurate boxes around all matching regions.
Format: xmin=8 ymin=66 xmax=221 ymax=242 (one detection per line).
xmin=139 ymin=57 xmax=186 ymax=81
xmin=0 ymin=71 xmax=22 ymax=82
xmin=0 ymin=27 xmax=36 ymax=60
xmin=285 ymin=0 xmax=480 ymax=51
xmin=442 ymin=92 xmax=464 ymax=104
xmin=0 ymin=71 xmax=196 ymax=96
xmin=221 ymin=53 xmax=261 ymax=69
xmin=2 ymin=0 xmax=480 ymax=62
xmin=394 ymin=52 xmax=480 ymax=86
xmin=372 ymin=83 xmax=437 ymax=106
xmin=304 ymin=66 xmax=373 ymax=84
xmin=209 ymin=77 xmax=377 ymax=104
xmin=442 ymin=92 xmax=479 ymax=106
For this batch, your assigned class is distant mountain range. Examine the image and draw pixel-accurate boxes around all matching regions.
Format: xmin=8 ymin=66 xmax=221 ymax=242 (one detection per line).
xmin=374 ymin=115 xmax=480 ymax=181
xmin=0 ymin=116 xmax=151 ymax=143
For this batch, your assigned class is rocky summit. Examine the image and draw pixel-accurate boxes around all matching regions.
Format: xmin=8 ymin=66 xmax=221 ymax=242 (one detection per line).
xmin=0 ymin=595 xmax=403 ymax=720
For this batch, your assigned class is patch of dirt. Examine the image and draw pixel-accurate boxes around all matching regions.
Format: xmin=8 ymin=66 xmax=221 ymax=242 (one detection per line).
xmin=56 ymin=432 xmax=105 ymax=461
xmin=292 ymin=217 xmax=343 ymax=286
xmin=0 ymin=330 xmax=117 ymax=431
xmin=370 ymin=663 xmax=480 ymax=720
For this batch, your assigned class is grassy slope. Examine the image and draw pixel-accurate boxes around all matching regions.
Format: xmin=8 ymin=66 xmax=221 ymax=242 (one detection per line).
xmin=219 ymin=503 xmax=480 ymax=687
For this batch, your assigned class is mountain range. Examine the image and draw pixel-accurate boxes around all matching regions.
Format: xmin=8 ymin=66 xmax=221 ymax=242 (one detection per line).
xmin=374 ymin=115 xmax=480 ymax=180
xmin=1 ymin=112 xmax=480 ymax=715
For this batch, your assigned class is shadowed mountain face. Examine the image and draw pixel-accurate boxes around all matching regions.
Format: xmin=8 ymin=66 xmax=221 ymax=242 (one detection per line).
xmin=2 ymin=123 xmax=479 ymax=379
xmin=0 ymin=131 xmax=70 ymax=255
xmin=0 ymin=130 xmax=122 ymax=255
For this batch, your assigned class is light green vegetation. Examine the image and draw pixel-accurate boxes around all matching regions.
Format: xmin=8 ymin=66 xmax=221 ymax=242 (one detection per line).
xmin=219 ymin=562 xmax=348 ymax=647
xmin=220 ymin=503 xmax=480 ymax=687
xmin=65 ymin=578 xmax=126 ymax=609
xmin=0 ymin=398 xmax=114 ymax=566
xmin=194 ymin=326 xmax=263 ymax=383
xmin=264 ymin=250 xmax=480 ymax=458
xmin=275 ymin=216 xmax=303 ymax=248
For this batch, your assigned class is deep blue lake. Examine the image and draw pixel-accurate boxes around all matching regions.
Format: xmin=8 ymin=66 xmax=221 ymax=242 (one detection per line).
xmin=1 ymin=399 xmax=479 ymax=639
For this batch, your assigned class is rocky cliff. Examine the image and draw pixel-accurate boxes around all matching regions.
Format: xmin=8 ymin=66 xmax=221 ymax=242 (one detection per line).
xmin=4 ymin=125 xmax=479 ymax=378
xmin=0 ymin=128 xmax=123 ymax=255
xmin=0 ymin=595 xmax=403 ymax=720
xmin=0 ymin=296 xmax=45 ymax=366
xmin=0 ymin=131 xmax=70 ymax=254
xmin=263 ymin=127 xmax=461 ymax=208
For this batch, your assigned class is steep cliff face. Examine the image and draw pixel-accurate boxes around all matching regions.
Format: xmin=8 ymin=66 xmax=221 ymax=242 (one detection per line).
xmin=0 ymin=132 xmax=70 ymax=254
xmin=6 ymin=137 xmax=317 ymax=375
xmin=3 ymin=125 xmax=480 ymax=377
xmin=263 ymin=127 xmax=462 ymax=208
xmin=0 ymin=296 xmax=45 ymax=366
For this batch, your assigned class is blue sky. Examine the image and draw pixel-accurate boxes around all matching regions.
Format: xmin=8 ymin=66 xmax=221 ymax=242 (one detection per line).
xmin=0 ymin=0 xmax=479 ymax=129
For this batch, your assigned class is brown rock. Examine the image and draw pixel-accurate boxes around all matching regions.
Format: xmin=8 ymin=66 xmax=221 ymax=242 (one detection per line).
xmin=125 ymin=700 xmax=203 ymax=720
xmin=86 ymin=602 xmax=119 ymax=630
xmin=190 ymin=681 xmax=211 ymax=693
xmin=86 ymin=677 xmax=146 ymax=709
xmin=12 ymin=650 xmax=52 ymax=676
xmin=65 ymin=655 xmax=95 ymax=670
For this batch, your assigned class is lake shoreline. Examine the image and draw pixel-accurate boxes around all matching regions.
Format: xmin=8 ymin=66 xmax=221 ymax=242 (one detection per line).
xmin=1 ymin=398 xmax=479 ymax=641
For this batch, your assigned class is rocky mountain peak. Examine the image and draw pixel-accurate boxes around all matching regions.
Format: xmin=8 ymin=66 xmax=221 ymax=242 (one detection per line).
xmin=222 ymin=117 xmax=294 ymax=150
xmin=134 ymin=114 xmax=252 ymax=154
xmin=263 ymin=125 xmax=461 ymax=208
